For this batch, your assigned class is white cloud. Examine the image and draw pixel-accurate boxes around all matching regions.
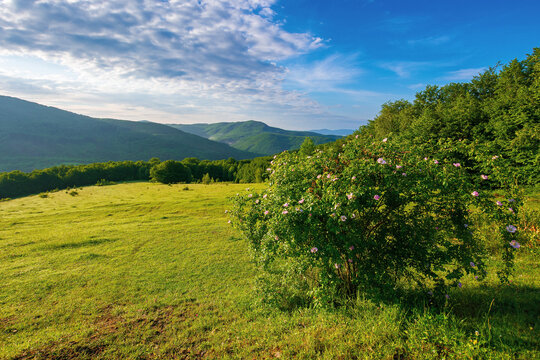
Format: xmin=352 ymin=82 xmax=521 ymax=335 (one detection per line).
xmin=0 ymin=0 xmax=332 ymax=125
xmin=442 ymin=68 xmax=486 ymax=81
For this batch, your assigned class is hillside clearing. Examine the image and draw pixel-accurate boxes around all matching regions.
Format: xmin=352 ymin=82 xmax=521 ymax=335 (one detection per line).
xmin=0 ymin=183 xmax=538 ymax=359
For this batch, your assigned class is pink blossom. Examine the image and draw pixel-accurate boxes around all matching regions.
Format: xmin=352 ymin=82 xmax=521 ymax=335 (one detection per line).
xmin=492 ymin=155 xmax=499 ymax=160
xmin=348 ymin=259 xmax=353 ymax=263
xmin=351 ymin=176 xmax=356 ymax=180
xmin=374 ymin=195 xmax=380 ymax=200
xmin=298 ymin=198 xmax=305 ymax=204
xmin=424 ymin=157 xmax=428 ymax=160
xmin=377 ymin=158 xmax=386 ymax=164
xmin=340 ymin=215 xmax=347 ymax=222
xmin=509 ymin=240 xmax=520 ymax=249
xmin=481 ymin=174 xmax=488 ymax=180
xmin=264 ymin=210 xmax=269 ymax=215
xmin=382 ymin=138 xmax=388 ymax=142
xmin=470 ymin=262 xmax=476 ymax=267
xmin=396 ymin=165 xmax=402 ymax=169
xmin=508 ymin=208 xmax=514 ymax=213
xmin=433 ymin=160 xmax=439 ymax=164
xmin=227 ymin=220 xmax=231 ymax=224
xmin=327 ymin=174 xmax=331 ymax=178
xmin=310 ymin=247 xmax=318 ymax=253
xmin=496 ymin=201 xmax=503 ymax=206
xmin=453 ymin=163 xmax=461 ymax=167
xmin=282 ymin=210 xmax=288 ymax=214
xmin=472 ymin=191 xmax=479 ymax=197
xmin=317 ymin=174 xmax=322 ymax=179
xmin=355 ymin=135 xmax=359 ymax=139
xmin=347 ymin=193 xmax=354 ymax=200
xmin=335 ymin=263 xmax=341 ymax=269
xmin=402 ymin=173 xmax=407 ymax=176
xmin=248 ymin=194 xmax=253 ymax=198
xmin=349 ymin=245 xmax=355 ymax=251
xmin=283 ymin=203 xmax=289 ymax=207
xmin=506 ymin=225 xmax=517 ymax=233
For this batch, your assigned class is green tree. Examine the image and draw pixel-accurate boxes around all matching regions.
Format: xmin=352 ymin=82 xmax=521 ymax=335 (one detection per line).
xmin=150 ymin=160 xmax=192 ymax=184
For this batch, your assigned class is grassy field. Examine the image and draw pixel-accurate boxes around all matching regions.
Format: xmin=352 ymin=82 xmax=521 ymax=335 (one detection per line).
xmin=1 ymin=182 xmax=538 ymax=359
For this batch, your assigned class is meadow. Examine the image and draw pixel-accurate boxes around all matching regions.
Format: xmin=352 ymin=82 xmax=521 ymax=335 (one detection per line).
xmin=1 ymin=182 xmax=538 ymax=359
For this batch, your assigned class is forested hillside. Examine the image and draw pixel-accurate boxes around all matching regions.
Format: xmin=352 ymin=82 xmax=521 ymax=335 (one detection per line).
xmin=169 ymin=120 xmax=340 ymax=155
xmin=0 ymin=96 xmax=255 ymax=172
xmin=362 ymin=49 xmax=539 ymax=184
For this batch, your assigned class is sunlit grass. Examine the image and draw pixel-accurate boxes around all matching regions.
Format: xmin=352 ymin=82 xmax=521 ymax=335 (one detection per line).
xmin=1 ymin=182 xmax=538 ymax=359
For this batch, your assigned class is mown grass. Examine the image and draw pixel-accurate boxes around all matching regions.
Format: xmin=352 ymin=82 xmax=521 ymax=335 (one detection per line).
xmin=1 ymin=182 xmax=538 ymax=359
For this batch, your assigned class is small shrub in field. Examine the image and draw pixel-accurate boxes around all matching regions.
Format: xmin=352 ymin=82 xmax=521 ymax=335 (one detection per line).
xmin=202 ymin=173 xmax=212 ymax=185
xmin=69 ymin=190 xmax=78 ymax=196
xmin=182 ymin=186 xmax=190 ymax=191
xmin=38 ymin=193 xmax=48 ymax=198
xmin=96 ymin=179 xmax=116 ymax=186
xmin=230 ymin=137 xmax=522 ymax=307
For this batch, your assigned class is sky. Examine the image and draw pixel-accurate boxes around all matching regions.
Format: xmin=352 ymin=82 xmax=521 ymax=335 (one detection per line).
xmin=0 ymin=0 xmax=539 ymax=130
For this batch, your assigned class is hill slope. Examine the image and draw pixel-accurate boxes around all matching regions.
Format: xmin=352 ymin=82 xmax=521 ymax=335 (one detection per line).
xmin=0 ymin=96 xmax=255 ymax=172
xmin=169 ymin=120 xmax=341 ymax=155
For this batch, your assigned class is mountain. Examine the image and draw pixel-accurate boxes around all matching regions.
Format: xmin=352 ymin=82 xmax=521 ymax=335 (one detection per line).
xmin=0 ymin=96 xmax=256 ymax=173
xmin=310 ymin=128 xmax=355 ymax=136
xmin=169 ymin=120 xmax=341 ymax=156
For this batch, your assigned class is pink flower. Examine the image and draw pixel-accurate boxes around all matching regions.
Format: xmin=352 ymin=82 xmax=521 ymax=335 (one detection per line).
xmin=327 ymin=174 xmax=331 ymax=178
xmin=351 ymin=176 xmax=356 ymax=180
xmin=347 ymin=193 xmax=354 ymax=200
xmin=382 ymin=138 xmax=388 ymax=142
xmin=472 ymin=191 xmax=479 ymax=197
xmin=317 ymin=174 xmax=322 ymax=179
xmin=396 ymin=165 xmax=402 ymax=169
xmin=509 ymin=240 xmax=520 ymax=249
xmin=248 ymin=194 xmax=253 ymax=198
xmin=335 ymin=263 xmax=341 ymax=269
xmin=340 ymin=215 xmax=347 ymax=222
xmin=355 ymin=135 xmax=359 ymax=139
xmin=496 ymin=201 xmax=503 ymax=206
xmin=481 ymin=174 xmax=488 ymax=180
xmin=282 ymin=210 xmax=288 ymax=214
xmin=433 ymin=160 xmax=439 ymax=164
xmin=348 ymin=259 xmax=353 ymax=263
xmin=506 ymin=225 xmax=517 ymax=233
xmin=470 ymin=262 xmax=476 ymax=267
xmin=266 ymin=168 xmax=272 ymax=171
xmin=283 ymin=203 xmax=289 ymax=207
xmin=424 ymin=157 xmax=428 ymax=161
xmin=310 ymin=247 xmax=318 ymax=253
xmin=492 ymin=155 xmax=499 ymax=160
xmin=402 ymin=173 xmax=407 ymax=176
xmin=227 ymin=220 xmax=231 ymax=224
xmin=377 ymin=158 xmax=386 ymax=164
xmin=508 ymin=208 xmax=514 ymax=213
xmin=374 ymin=195 xmax=380 ymax=200
xmin=255 ymin=199 xmax=260 ymax=204
xmin=298 ymin=198 xmax=305 ymax=204
xmin=264 ymin=210 xmax=269 ymax=215
xmin=453 ymin=163 xmax=461 ymax=167
xmin=349 ymin=245 xmax=354 ymax=251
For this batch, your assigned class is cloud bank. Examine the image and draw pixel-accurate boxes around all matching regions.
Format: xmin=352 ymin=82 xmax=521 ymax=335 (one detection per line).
xmin=0 ymin=0 xmax=346 ymax=127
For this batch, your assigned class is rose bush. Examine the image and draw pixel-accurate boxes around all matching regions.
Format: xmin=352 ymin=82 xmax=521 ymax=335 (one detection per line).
xmin=229 ymin=136 xmax=522 ymax=307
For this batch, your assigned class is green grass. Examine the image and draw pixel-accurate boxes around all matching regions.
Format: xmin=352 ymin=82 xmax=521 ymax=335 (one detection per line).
xmin=1 ymin=183 xmax=538 ymax=359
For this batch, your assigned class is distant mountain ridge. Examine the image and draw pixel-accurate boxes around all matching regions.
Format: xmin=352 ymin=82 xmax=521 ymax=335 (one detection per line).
xmin=310 ymin=128 xmax=355 ymax=136
xmin=169 ymin=120 xmax=341 ymax=156
xmin=0 ymin=96 xmax=256 ymax=173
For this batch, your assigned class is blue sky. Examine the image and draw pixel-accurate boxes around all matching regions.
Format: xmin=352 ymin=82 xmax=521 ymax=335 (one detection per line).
xmin=0 ymin=0 xmax=538 ymax=130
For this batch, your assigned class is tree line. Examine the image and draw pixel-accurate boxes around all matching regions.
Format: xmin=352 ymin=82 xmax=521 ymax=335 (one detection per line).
xmin=0 ymin=156 xmax=272 ymax=199
xmin=360 ymin=48 xmax=539 ymax=185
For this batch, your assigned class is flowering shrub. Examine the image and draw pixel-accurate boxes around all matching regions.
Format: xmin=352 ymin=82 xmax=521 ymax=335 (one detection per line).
xmin=229 ymin=136 xmax=522 ymax=307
